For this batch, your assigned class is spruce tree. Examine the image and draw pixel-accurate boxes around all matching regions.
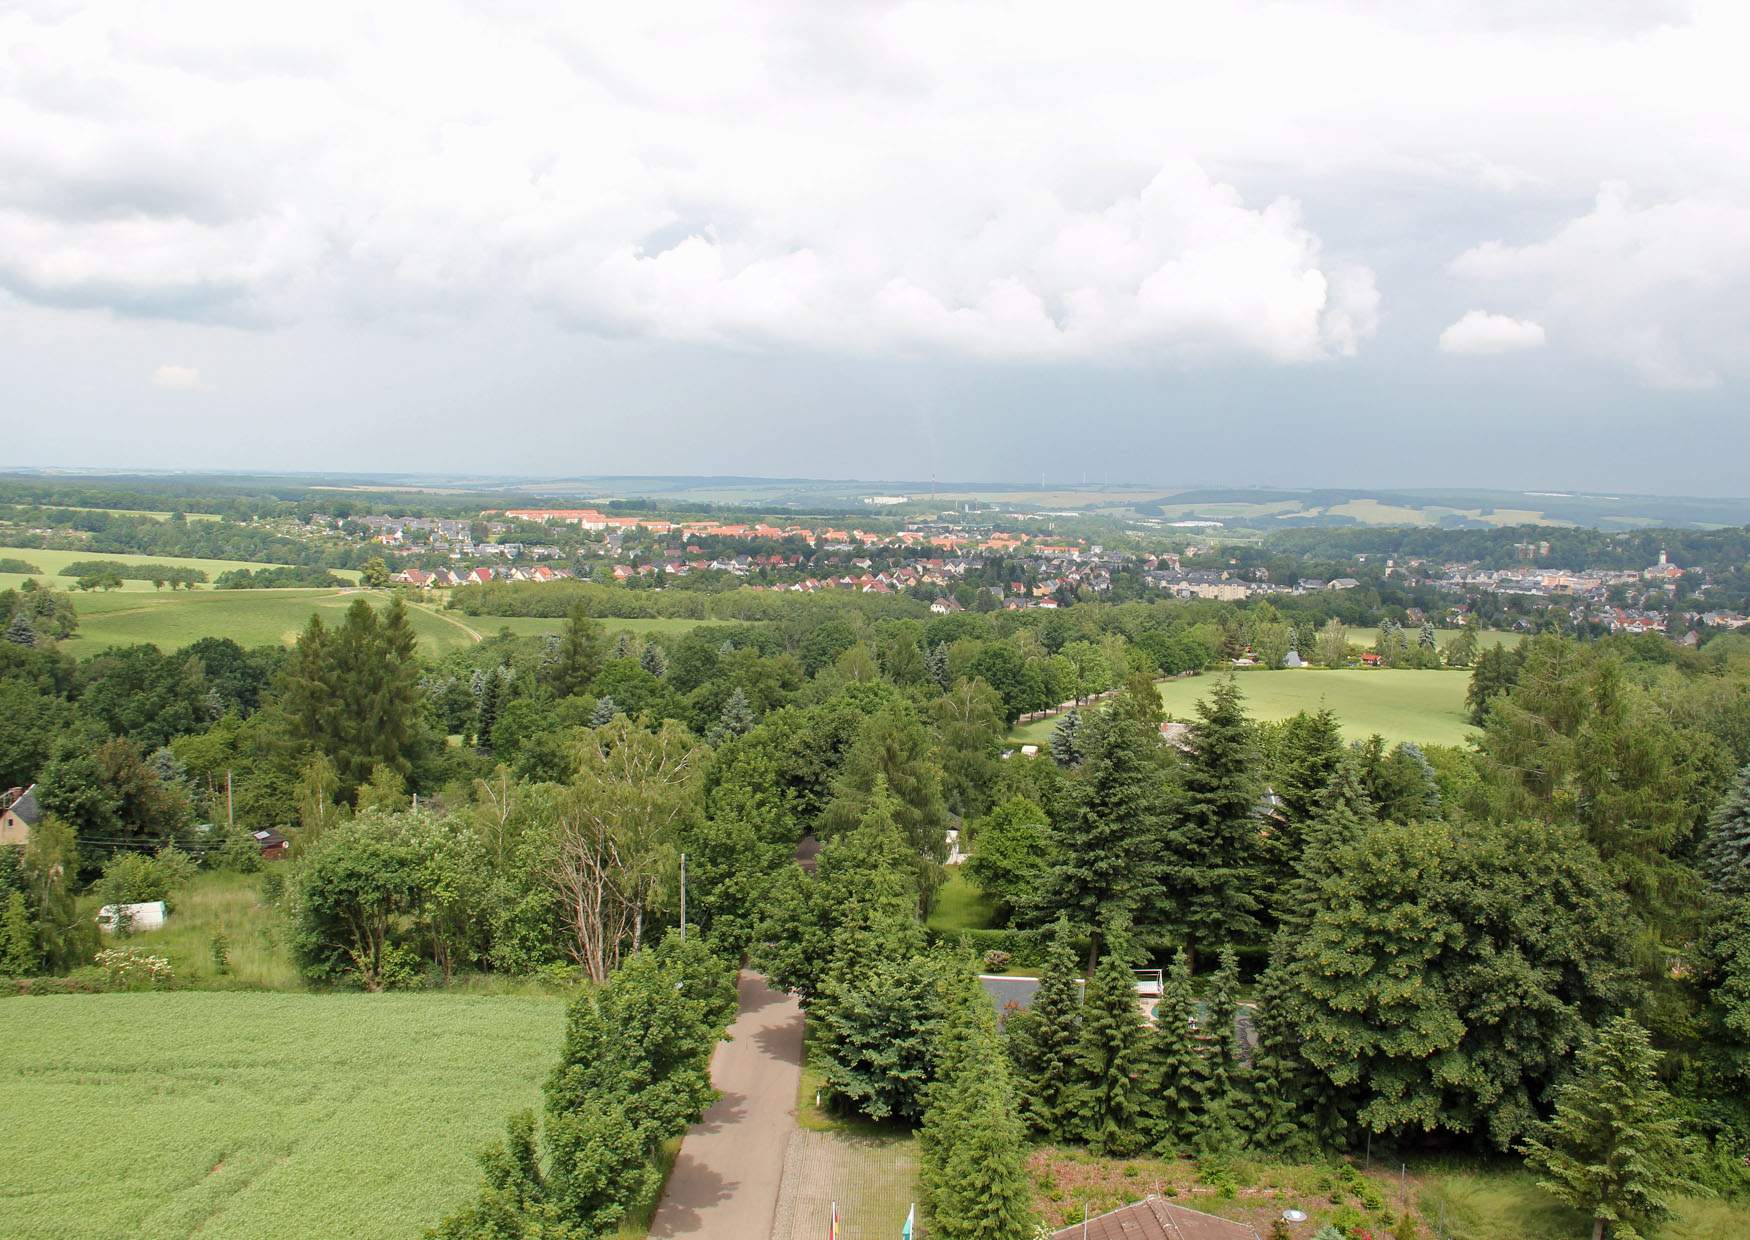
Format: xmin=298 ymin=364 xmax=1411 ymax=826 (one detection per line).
xmin=590 ymin=695 xmax=619 ymax=727
xmin=4 ymin=613 xmax=36 ymax=647
xmin=474 ymin=669 xmax=502 ymax=752
xmin=1013 ymin=916 xmax=1083 ymax=1141
xmin=1704 ymin=762 xmax=1750 ymax=897
xmin=1520 ymin=1015 xmax=1697 ymax=1240
xmin=639 ymin=641 xmax=667 ymax=678
xmin=1037 ymin=709 xmax=1168 ymax=966
xmin=1147 ymin=947 xmax=1201 ymax=1152
xmin=707 ymin=687 xmax=755 ymax=745
xmin=1241 ymin=943 xmax=1320 ymax=1157
xmin=1165 ymin=677 xmax=1262 ymax=962
xmin=1198 ymin=947 xmax=1242 ymax=1118
xmin=549 ymin=604 xmax=605 ymax=699
xmin=1076 ymin=925 xmax=1149 ymax=1154
xmin=927 ymin=642 xmax=951 ymax=690
xmin=1049 ymin=708 xmax=1082 ymax=766
xmin=922 ymin=961 xmax=1039 ymax=1240
xmin=1277 ymin=753 xmax=1374 ymax=933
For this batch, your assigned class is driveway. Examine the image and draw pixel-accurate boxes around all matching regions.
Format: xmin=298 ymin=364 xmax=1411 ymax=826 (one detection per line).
xmin=647 ymin=971 xmax=804 ymax=1238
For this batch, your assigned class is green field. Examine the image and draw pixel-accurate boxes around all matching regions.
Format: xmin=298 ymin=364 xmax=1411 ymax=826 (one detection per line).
xmin=1010 ymin=669 xmax=1476 ymax=748
xmin=0 ymin=545 xmax=348 ymax=593
xmin=57 ymin=589 xmax=481 ymax=656
xmin=0 ymin=991 xmax=564 ymax=1240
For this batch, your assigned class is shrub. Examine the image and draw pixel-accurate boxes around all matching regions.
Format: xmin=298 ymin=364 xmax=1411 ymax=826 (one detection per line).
xmin=983 ymin=949 xmax=1012 ymax=972
xmin=94 ymin=947 xmax=174 ymax=990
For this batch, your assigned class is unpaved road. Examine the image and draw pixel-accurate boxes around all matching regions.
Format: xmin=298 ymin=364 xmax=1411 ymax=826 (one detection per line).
xmin=647 ymin=971 xmax=803 ymax=1238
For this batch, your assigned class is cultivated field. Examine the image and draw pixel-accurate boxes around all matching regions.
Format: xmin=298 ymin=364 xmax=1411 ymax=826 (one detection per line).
xmin=1010 ymin=669 xmax=1476 ymax=748
xmin=0 ymin=991 xmax=565 ymax=1240
xmin=0 ymin=545 xmax=344 ymax=592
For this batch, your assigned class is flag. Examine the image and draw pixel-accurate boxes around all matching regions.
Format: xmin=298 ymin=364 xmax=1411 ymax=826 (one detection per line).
xmin=828 ymin=1200 xmax=838 ymax=1240
xmin=902 ymin=1203 xmax=915 ymax=1239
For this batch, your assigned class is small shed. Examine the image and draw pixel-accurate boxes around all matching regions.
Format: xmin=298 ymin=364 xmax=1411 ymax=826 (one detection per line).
xmin=253 ymin=829 xmax=291 ymax=861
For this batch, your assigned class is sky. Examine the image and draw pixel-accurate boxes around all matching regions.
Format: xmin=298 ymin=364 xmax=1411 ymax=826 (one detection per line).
xmin=3 ymin=1 xmax=1749 ymax=494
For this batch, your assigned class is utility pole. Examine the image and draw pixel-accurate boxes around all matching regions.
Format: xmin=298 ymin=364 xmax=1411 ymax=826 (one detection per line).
xmin=226 ymin=769 xmax=234 ymax=832
xmin=679 ymin=852 xmax=687 ymax=941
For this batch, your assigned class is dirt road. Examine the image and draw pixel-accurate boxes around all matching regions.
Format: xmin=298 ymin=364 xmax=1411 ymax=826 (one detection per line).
xmin=647 ymin=971 xmax=803 ymax=1238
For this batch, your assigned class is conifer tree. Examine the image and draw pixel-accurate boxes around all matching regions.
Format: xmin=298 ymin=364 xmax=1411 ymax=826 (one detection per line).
xmin=1012 ymin=916 xmax=1083 ymax=1141
xmin=1198 ymin=947 xmax=1242 ymax=1117
xmin=474 ymin=668 xmax=502 ymax=752
xmin=1037 ymin=709 xmax=1168 ymax=966
xmin=1704 ymin=762 xmax=1750 ymax=897
xmin=1076 ymin=925 xmax=1149 ymax=1154
xmin=707 ymin=687 xmax=755 ymax=745
xmin=1276 ymin=753 xmax=1374 ymax=932
xmin=1049 ymin=708 xmax=1083 ymax=766
xmin=926 ymin=642 xmax=951 ymax=691
xmin=4 ymin=612 xmax=36 ymax=647
xmin=1147 ymin=947 xmax=1201 ymax=1152
xmin=589 ymin=695 xmax=619 ymax=727
xmin=549 ymin=604 xmax=605 ymax=699
xmin=1520 ymin=1015 xmax=1697 ymax=1240
xmin=1165 ymin=677 xmax=1262 ymax=962
xmin=1241 ymin=944 xmax=1321 ymax=1157
xmin=639 ymin=641 xmax=667 ymax=678
xmin=922 ymin=961 xmax=1039 ymax=1240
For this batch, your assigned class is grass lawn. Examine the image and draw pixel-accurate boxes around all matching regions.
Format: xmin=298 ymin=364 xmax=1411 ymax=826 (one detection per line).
xmin=927 ymin=866 xmax=998 ymax=934
xmin=1419 ymin=1168 xmax=1742 ymax=1240
xmin=58 ymin=588 xmax=478 ymax=656
xmin=0 ymin=544 xmax=347 ymax=592
xmin=0 ymin=990 xmax=565 ymax=1240
xmin=1009 ymin=669 xmax=1477 ymax=748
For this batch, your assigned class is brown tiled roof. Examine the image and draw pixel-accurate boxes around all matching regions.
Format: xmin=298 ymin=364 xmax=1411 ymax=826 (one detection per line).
xmin=1051 ymin=1198 xmax=1260 ymax=1240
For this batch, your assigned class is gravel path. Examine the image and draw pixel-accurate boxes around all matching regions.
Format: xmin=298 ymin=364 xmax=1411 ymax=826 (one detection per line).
xmin=647 ymin=971 xmax=803 ymax=1238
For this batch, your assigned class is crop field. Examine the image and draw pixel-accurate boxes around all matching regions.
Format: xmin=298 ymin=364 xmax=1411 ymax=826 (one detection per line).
xmin=0 ymin=991 xmax=565 ymax=1240
xmin=59 ymin=589 xmax=479 ymax=655
xmin=1010 ymin=669 xmax=1476 ymax=748
xmin=0 ymin=545 xmax=342 ymax=592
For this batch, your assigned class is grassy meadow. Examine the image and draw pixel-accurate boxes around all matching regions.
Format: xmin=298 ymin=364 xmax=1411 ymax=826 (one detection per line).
xmin=1009 ymin=668 xmax=1476 ymax=748
xmin=0 ymin=544 xmax=350 ymax=592
xmin=76 ymin=871 xmax=301 ymax=990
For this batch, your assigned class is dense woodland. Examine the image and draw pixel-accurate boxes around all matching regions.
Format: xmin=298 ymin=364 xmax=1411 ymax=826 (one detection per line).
xmin=4 ymin=552 xmax=1750 ymax=1237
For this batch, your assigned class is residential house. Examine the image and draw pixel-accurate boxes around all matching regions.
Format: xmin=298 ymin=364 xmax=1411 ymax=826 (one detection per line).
xmin=1 ymin=784 xmax=42 ymax=846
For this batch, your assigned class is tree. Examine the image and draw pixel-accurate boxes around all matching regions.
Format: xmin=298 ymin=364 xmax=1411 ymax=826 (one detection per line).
xmin=1520 ymin=1015 xmax=1697 ymax=1240
xmin=817 ymin=928 xmax=944 ymax=1123
xmin=1444 ymin=624 xmax=1480 ymax=669
xmin=1704 ymin=762 xmax=1750 ymax=897
xmin=547 ymin=604 xmax=605 ymax=699
xmin=1076 ymin=925 xmax=1149 ymax=1154
xmin=4 ymin=612 xmax=36 ymax=647
xmin=962 ymin=796 xmax=1053 ymax=922
xmin=279 ymin=599 xmax=423 ymax=799
xmin=1314 ymin=619 xmax=1351 ymax=668
xmin=2 ymin=891 xmax=37 ymax=976
xmin=547 ymin=718 xmax=705 ymax=982
xmin=1198 ymin=948 xmax=1244 ymax=1136
xmin=1036 ymin=708 xmax=1168 ymax=966
xmin=921 ymin=962 xmax=1038 ymax=1240
xmin=1467 ymin=642 xmax=1521 ymax=724
xmin=289 ymin=810 xmax=423 ymax=989
xmin=1292 ymin=818 xmax=1637 ymax=1148
xmin=1242 ymin=944 xmax=1323 ymax=1157
xmin=638 ymin=641 xmax=667 ymax=679
xmin=931 ymin=677 xmax=1005 ymax=818
xmin=1049 ymin=708 xmax=1083 ymax=766
xmin=822 ymin=700 xmax=950 ymax=876
xmin=360 ymin=556 xmax=391 ymax=588
xmin=1009 ymin=917 xmax=1083 ymax=1141
xmin=1147 ymin=948 xmax=1201 ymax=1152
xmin=1164 ymin=677 xmax=1262 ymax=962
xmin=588 ymin=695 xmax=619 ymax=727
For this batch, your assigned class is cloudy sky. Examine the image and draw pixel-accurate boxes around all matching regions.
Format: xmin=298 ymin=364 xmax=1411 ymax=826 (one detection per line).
xmin=4 ymin=1 xmax=1748 ymax=493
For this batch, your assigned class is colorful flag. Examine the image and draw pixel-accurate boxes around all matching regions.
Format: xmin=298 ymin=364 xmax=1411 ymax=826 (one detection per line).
xmin=902 ymin=1203 xmax=915 ymax=1239
xmin=828 ymin=1200 xmax=838 ymax=1240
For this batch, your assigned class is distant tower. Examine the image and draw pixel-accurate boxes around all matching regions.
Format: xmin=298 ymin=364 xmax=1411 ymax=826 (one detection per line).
xmin=1659 ymin=547 xmax=1668 ymax=566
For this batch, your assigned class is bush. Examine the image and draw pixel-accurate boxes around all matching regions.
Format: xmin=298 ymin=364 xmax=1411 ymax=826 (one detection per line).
xmin=96 ymin=846 xmax=195 ymax=913
xmin=983 ymin=949 xmax=1012 ymax=972
xmin=924 ymin=926 xmax=1050 ymax=968
xmin=94 ymin=947 xmax=175 ymax=990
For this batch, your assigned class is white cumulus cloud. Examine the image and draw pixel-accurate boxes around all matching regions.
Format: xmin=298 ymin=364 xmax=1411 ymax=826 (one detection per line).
xmin=1438 ymin=311 xmax=1546 ymax=355
xmin=151 ymin=364 xmax=202 ymax=390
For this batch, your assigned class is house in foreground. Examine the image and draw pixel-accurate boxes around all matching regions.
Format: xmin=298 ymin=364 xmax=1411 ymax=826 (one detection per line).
xmin=1051 ymin=1197 xmax=1260 ymax=1239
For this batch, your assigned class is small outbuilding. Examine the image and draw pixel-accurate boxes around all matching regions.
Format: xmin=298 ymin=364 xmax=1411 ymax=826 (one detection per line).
xmin=252 ymin=829 xmax=291 ymax=861
xmin=0 ymin=784 xmax=42 ymax=847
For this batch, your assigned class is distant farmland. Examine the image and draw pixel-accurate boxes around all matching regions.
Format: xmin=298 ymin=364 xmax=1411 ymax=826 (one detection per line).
xmin=1011 ymin=668 xmax=1477 ymax=748
xmin=0 ymin=992 xmax=564 ymax=1240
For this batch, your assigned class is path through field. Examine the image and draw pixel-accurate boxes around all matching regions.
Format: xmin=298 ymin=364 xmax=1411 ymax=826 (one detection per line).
xmin=647 ymin=971 xmax=803 ymax=1238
